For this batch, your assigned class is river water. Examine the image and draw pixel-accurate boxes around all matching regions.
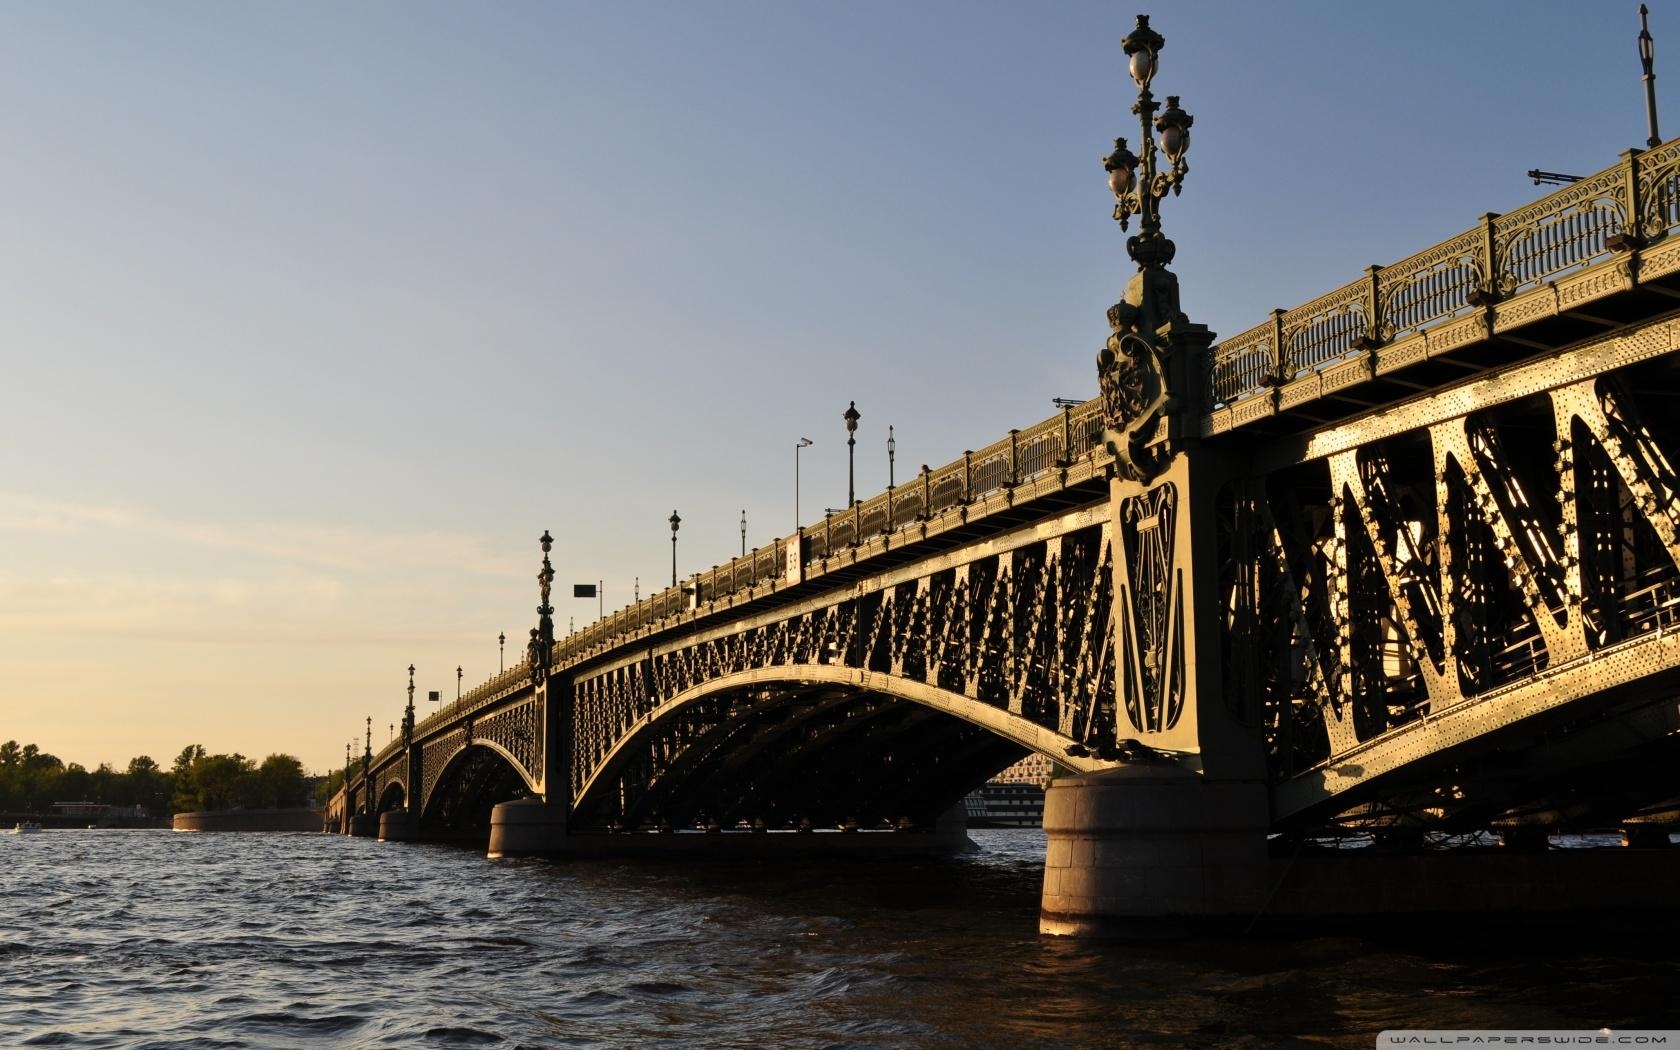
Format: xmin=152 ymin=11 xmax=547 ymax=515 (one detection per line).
xmin=2 ymin=828 xmax=1676 ymax=1049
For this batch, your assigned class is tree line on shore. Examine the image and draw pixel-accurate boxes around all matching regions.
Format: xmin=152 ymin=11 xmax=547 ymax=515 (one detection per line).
xmin=0 ymin=740 xmax=317 ymax=816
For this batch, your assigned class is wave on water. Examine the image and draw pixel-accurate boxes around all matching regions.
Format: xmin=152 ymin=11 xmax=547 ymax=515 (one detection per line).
xmin=1 ymin=828 xmax=1675 ymax=1048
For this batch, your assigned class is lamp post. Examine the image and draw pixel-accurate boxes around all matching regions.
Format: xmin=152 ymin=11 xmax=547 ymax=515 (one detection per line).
xmin=456 ymin=665 xmax=462 ymax=701
xmin=843 ymin=401 xmax=860 ymax=506
xmin=404 ymin=663 xmax=415 ymax=745
xmin=887 ymin=425 xmax=896 ymax=489
xmin=498 ymin=632 xmax=505 ymax=673
xmin=1097 ymin=14 xmax=1201 ymax=484
xmin=1104 ymin=16 xmax=1192 ymax=275
xmin=795 ymin=437 xmax=812 ymax=529
xmin=669 ymin=510 xmax=681 ymax=587
xmin=1642 ymin=4 xmax=1662 ymax=148
xmin=740 ymin=509 xmax=747 ymax=557
xmin=535 ymin=530 xmax=556 ymax=680
xmin=362 ymin=717 xmax=372 ymax=815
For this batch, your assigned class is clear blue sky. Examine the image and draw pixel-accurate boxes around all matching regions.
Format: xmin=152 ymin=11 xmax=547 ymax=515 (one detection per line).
xmin=0 ymin=1 xmax=1659 ymax=774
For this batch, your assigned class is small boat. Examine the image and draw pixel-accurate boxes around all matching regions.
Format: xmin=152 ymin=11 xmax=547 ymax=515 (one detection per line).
xmin=9 ymin=822 xmax=42 ymax=834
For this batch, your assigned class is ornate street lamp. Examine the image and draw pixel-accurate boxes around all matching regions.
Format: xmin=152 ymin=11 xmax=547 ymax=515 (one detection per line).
xmin=740 ymin=509 xmax=747 ymax=557
xmin=1104 ymin=15 xmax=1192 ymax=271
xmin=669 ymin=510 xmax=681 ymax=587
xmin=498 ymin=631 xmax=505 ymax=673
xmin=363 ymin=717 xmax=372 ymax=814
xmin=795 ymin=437 xmax=813 ymax=528
xmin=537 ymin=531 xmax=555 ymax=625
xmin=402 ymin=662 xmax=415 ymax=748
xmin=1642 ymin=4 xmax=1662 ymax=148
xmin=887 ymin=425 xmax=896 ymax=489
xmin=1096 ymin=14 xmax=1207 ymax=484
xmin=533 ymin=530 xmax=556 ymax=683
xmin=456 ymin=665 xmax=462 ymax=701
xmin=843 ymin=401 xmax=861 ymax=506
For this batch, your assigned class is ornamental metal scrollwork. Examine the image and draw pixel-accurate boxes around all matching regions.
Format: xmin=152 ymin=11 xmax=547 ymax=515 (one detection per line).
xmin=1098 ymin=303 xmax=1172 ymax=483
xmin=1116 ymin=483 xmax=1184 ymax=733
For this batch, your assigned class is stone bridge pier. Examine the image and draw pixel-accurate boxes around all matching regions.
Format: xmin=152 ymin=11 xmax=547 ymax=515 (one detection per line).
xmin=1037 ymin=264 xmax=1273 ymax=934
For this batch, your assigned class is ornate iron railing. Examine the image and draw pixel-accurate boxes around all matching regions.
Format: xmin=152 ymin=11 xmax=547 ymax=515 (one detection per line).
xmin=1207 ymin=140 xmax=1680 ymax=407
xmin=415 ymin=399 xmax=1104 ymax=706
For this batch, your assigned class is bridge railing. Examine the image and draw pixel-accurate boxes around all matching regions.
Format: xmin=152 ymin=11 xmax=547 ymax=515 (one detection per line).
xmin=1206 ymin=140 xmax=1680 ymax=409
xmin=487 ymin=397 xmax=1111 ymax=677
xmin=801 ymin=402 xmax=1107 ymax=562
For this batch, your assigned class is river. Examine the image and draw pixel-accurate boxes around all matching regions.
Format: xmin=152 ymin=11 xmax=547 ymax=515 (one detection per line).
xmin=1 ymin=828 xmax=1676 ymax=1048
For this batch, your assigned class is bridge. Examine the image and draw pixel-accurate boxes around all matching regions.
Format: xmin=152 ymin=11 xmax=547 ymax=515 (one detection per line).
xmin=331 ymin=19 xmax=1680 ymax=935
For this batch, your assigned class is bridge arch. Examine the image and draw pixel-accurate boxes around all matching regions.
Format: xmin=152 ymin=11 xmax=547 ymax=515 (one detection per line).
xmin=377 ymin=782 xmax=406 ymax=814
xmin=572 ymin=664 xmax=1101 ymax=832
xmin=422 ymin=740 xmax=539 ymax=837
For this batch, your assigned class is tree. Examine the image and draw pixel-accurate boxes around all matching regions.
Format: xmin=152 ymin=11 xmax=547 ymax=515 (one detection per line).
xmin=172 ymin=750 xmax=259 ymax=812
xmin=18 ymin=747 xmax=63 ymax=811
xmin=53 ymin=762 xmax=92 ymax=804
xmin=254 ymin=754 xmax=307 ymax=808
xmin=0 ymin=741 xmax=20 ymax=810
xmin=168 ymin=745 xmax=207 ymax=812
xmin=171 ymin=744 xmax=205 ymax=781
xmin=124 ymin=756 xmax=171 ymax=814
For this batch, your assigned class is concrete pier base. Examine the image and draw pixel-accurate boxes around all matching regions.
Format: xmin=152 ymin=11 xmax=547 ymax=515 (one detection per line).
xmin=487 ymin=798 xmax=568 ymax=859
xmin=378 ymin=808 xmax=417 ymax=842
xmin=347 ymin=813 xmax=379 ymax=838
xmin=933 ymin=800 xmax=972 ymax=852
xmin=171 ymin=808 xmax=323 ymax=833
xmin=1039 ymin=765 xmax=1269 ymax=937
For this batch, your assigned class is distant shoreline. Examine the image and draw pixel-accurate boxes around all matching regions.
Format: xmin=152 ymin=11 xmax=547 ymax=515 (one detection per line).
xmin=1 ymin=811 xmax=167 ymax=830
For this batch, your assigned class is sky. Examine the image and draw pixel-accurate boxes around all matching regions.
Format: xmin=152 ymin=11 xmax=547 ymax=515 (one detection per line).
xmin=0 ymin=1 xmax=1663 ymax=776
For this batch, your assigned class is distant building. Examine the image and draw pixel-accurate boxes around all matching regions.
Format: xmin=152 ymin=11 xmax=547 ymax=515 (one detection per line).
xmin=48 ymin=802 xmax=149 ymax=821
xmin=49 ymin=801 xmax=107 ymax=818
xmin=989 ymin=754 xmax=1062 ymax=788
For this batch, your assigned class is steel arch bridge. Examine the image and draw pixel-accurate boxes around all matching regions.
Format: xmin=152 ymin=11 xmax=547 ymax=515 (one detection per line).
xmin=330 ymin=139 xmax=1680 ymax=899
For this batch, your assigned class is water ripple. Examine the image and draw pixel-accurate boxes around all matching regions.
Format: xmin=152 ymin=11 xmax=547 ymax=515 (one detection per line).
xmin=1 ymin=829 xmax=1674 ymax=1048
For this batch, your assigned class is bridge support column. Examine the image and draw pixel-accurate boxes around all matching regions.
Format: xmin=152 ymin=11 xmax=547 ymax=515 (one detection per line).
xmin=487 ymin=797 xmax=568 ymax=859
xmin=347 ymin=812 xmax=378 ymax=838
xmin=1039 ymin=764 xmax=1268 ymax=937
xmin=378 ymin=808 xmax=417 ymax=842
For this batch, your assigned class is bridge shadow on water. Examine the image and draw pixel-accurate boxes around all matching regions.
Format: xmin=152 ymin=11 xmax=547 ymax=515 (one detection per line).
xmin=431 ymin=828 xmax=1680 ymax=1049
